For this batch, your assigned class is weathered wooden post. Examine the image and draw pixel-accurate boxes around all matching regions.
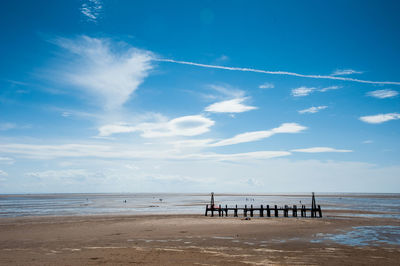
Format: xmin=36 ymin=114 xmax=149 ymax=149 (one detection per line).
xmin=284 ymin=205 xmax=288 ymax=217
xmin=244 ymin=205 xmax=247 ymax=217
xmin=293 ymin=205 xmax=297 ymax=217
xmin=274 ymin=205 xmax=278 ymax=217
xmin=205 ymin=204 xmax=209 ymax=216
xmin=234 ymin=204 xmax=238 ymax=217
xmin=210 ymin=192 xmax=215 ymax=217
xmin=225 ymin=204 xmax=228 ymax=216
xmin=311 ymin=192 xmax=316 ymax=218
xmin=267 ymin=205 xmax=270 ymax=217
xmin=218 ymin=204 xmax=222 ymax=217
xmin=260 ymin=204 xmax=264 ymax=217
xmin=250 ymin=204 xmax=254 ymax=217
xmin=318 ymin=205 xmax=322 ymax=218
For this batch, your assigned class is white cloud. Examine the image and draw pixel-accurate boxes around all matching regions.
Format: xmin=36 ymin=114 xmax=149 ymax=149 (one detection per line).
xmin=98 ymin=123 xmax=136 ymax=136
xmin=26 ymin=169 xmax=92 ymax=179
xmin=210 ymin=123 xmax=307 ymax=147
xmin=319 ymin=86 xmax=341 ymax=92
xmin=298 ymin=106 xmax=328 ymax=114
xmin=0 ymin=170 xmax=8 ymax=177
xmin=292 ymin=86 xmax=341 ymax=97
xmin=169 ymin=139 xmax=214 ymax=148
xmin=208 ymin=84 xmax=245 ymax=98
xmin=292 ymin=147 xmax=352 ymax=153
xmin=0 ymin=142 xmax=291 ymax=163
xmin=331 ymin=69 xmax=363 ymax=76
xmin=291 ymin=87 xmax=316 ymax=97
xmin=259 ymin=82 xmax=274 ymax=89
xmin=80 ymin=0 xmax=102 ymax=22
xmin=157 ymin=59 xmax=400 ymax=86
xmin=360 ymin=113 xmax=400 ymax=124
xmin=99 ymin=115 xmax=215 ymax=137
xmin=367 ymin=89 xmax=398 ymax=99
xmin=53 ymin=36 xmax=153 ymax=110
xmin=0 ymin=157 xmax=14 ymax=164
xmin=193 ymin=151 xmax=291 ymax=161
xmin=363 ymin=140 xmax=373 ymax=144
xmin=61 ymin=112 xmax=72 ymax=117
xmin=205 ymin=98 xmax=257 ymax=113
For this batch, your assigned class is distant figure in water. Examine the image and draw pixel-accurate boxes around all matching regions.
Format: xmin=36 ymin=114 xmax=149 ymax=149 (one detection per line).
xmin=159 ymin=198 xmax=163 ymax=202
xmin=124 ymin=200 xmax=127 ymax=203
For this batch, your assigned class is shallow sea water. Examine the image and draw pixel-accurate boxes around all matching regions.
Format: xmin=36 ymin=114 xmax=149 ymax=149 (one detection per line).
xmin=311 ymin=225 xmax=400 ymax=246
xmin=0 ymin=193 xmax=399 ymax=218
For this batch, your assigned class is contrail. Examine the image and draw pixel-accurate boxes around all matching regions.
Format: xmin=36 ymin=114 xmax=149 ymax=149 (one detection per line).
xmin=155 ymin=58 xmax=400 ymax=86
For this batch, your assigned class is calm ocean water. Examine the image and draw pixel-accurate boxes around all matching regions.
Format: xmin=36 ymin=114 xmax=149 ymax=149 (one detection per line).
xmin=1 ymin=193 xmax=399 ymax=218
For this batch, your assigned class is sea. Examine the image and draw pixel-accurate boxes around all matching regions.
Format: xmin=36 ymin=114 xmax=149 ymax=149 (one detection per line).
xmin=0 ymin=193 xmax=399 ymax=219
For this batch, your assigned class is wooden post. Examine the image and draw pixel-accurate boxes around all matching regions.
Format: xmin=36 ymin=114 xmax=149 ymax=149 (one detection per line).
xmin=284 ymin=205 xmax=288 ymax=217
xmin=210 ymin=192 xmax=215 ymax=217
xmin=244 ymin=204 xmax=247 ymax=217
xmin=311 ymin=192 xmax=316 ymax=218
xmin=225 ymin=204 xmax=228 ymax=216
xmin=274 ymin=205 xmax=278 ymax=217
xmin=250 ymin=204 xmax=254 ymax=217
xmin=318 ymin=205 xmax=322 ymax=218
xmin=218 ymin=204 xmax=222 ymax=217
xmin=293 ymin=205 xmax=297 ymax=217
xmin=260 ymin=205 xmax=264 ymax=217
xmin=205 ymin=204 xmax=208 ymax=216
xmin=234 ymin=204 xmax=238 ymax=217
xmin=303 ymin=205 xmax=306 ymax=217
xmin=267 ymin=205 xmax=270 ymax=217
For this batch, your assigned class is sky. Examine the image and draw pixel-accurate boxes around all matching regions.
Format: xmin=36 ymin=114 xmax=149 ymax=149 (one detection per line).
xmin=0 ymin=0 xmax=399 ymax=193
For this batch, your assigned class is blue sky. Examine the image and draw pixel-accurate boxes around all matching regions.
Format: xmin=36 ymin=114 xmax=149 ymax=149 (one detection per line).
xmin=0 ymin=0 xmax=400 ymax=193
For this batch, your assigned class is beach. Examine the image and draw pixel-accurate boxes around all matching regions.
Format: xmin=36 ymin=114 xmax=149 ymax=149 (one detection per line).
xmin=0 ymin=212 xmax=399 ymax=265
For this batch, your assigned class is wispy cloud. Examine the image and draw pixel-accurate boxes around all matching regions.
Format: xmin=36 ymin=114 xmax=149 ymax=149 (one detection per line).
xmin=292 ymin=147 xmax=352 ymax=153
xmin=319 ymin=86 xmax=341 ymax=92
xmin=291 ymin=87 xmax=316 ymax=97
xmin=52 ymin=36 xmax=153 ymax=110
xmin=367 ymin=89 xmax=398 ymax=99
xmin=156 ymin=59 xmax=400 ymax=86
xmin=0 ymin=157 xmax=14 ymax=164
xmin=0 ymin=142 xmax=290 ymax=162
xmin=99 ymin=115 xmax=215 ymax=137
xmin=0 ymin=123 xmax=16 ymax=131
xmin=292 ymin=86 xmax=341 ymax=97
xmin=298 ymin=106 xmax=328 ymax=114
xmin=259 ymin=82 xmax=274 ymax=89
xmin=331 ymin=69 xmax=363 ymax=76
xmin=205 ymin=98 xmax=257 ymax=113
xmin=208 ymin=84 xmax=245 ymax=98
xmin=193 ymin=151 xmax=291 ymax=161
xmin=359 ymin=113 xmax=400 ymax=124
xmin=210 ymin=123 xmax=307 ymax=147
xmin=0 ymin=170 xmax=8 ymax=177
xmin=80 ymin=0 xmax=102 ymax=22
xmin=26 ymin=169 xmax=93 ymax=180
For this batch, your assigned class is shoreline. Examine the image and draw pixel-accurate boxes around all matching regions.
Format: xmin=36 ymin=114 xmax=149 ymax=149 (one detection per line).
xmin=0 ymin=214 xmax=399 ymax=265
xmin=1 ymin=208 xmax=399 ymax=219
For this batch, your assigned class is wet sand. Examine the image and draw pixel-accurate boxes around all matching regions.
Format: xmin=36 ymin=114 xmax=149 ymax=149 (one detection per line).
xmin=0 ymin=214 xmax=399 ymax=265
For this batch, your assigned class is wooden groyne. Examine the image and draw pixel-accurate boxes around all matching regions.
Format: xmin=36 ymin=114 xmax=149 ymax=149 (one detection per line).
xmin=205 ymin=192 xmax=322 ymax=218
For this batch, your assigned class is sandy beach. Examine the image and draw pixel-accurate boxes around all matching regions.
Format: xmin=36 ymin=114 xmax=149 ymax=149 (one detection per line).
xmin=0 ymin=213 xmax=399 ymax=265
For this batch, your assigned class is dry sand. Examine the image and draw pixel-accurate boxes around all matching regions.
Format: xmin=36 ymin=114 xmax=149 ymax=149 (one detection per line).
xmin=0 ymin=214 xmax=399 ymax=265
